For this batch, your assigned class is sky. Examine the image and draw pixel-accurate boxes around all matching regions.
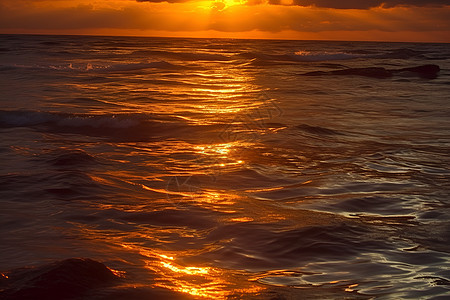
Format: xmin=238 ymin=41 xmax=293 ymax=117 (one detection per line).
xmin=0 ymin=0 xmax=449 ymax=42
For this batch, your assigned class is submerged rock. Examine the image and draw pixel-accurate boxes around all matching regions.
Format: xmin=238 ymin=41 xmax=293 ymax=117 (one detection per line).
xmin=301 ymin=64 xmax=440 ymax=79
xmin=304 ymin=67 xmax=392 ymax=79
xmin=394 ymin=64 xmax=441 ymax=79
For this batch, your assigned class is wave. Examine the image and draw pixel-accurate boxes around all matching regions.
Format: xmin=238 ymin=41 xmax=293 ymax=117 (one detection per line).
xmin=46 ymin=149 xmax=97 ymax=167
xmin=374 ymin=48 xmax=428 ymax=60
xmin=296 ymin=124 xmax=344 ymax=136
xmin=95 ymin=61 xmax=182 ymax=72
xmin=347 ymin=48 xmax=431 ymax=59
xmin=0 ymin=258 xmax=198 ymax=300
xmin=236 ymin=51 xmax=363 ymax=64
xmin=0 ymin=110 xmax=140 ymax=128
xmin=0 ymin=110 xmax=216 ymax=142
xmin=0 ymin=60 xmax=183 ymax=73
xmin=292 ymin=51 xmax=363 ymax=62
xmin=119 ymin=208 xmax=218 ymax=229
xmin=132 ymin=49 xmax=231 ymax=61
xmin=203 ymin=221 xmax=389 ymax=270
xmin=237 ymin=47 xmax=439 ymax=65
xmin=0 ymin=169 xmax=105 ymax=201
xmin=236 ymin=52 xmax=296 ymax=65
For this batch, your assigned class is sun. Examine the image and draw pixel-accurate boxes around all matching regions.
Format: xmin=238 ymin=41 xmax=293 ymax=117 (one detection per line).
xmin=211 ymin=0 xmax=246 ymax=11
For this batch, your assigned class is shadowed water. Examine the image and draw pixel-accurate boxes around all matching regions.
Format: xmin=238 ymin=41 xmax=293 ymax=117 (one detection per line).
xmin=0 ymin=34 xmax=449 ymax=299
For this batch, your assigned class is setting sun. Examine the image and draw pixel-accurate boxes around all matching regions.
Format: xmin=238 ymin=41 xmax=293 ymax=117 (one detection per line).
xmin=210 ymin=0 xmax=246 ymax=11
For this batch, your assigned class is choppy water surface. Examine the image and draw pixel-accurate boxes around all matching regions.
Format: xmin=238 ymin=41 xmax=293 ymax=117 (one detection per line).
xmin=0 ymin=34 xmax=449 ymax=299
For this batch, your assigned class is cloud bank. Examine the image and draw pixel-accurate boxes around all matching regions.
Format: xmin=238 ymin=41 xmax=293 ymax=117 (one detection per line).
xmin=0 ymin=0 xmax=449 ymax=42
xmin=266 ymin=0 xmax=450 ymax=9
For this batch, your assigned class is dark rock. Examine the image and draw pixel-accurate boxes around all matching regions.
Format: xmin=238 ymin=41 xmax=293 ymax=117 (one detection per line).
xmin=0 ymin=258 xmax=119 ymax=300
xmin=302 ymin=67 xmax=392 ymax=78
xmin=394 ymin=64 xmax=441 ymax=79
xmin=331 ymin=67 xmax=393 ymax=78
xmin=301 ymin=64 xmax=440 ymax=79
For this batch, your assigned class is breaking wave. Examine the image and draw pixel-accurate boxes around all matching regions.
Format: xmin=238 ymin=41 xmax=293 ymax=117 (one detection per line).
xmin=237 ymin=51 xmax=363 ymax=63
xmin=0 ymin=110 xmax=140 ymax=128
xmin=0 ymin=110 xmax=215 ymax=141
xmin=292 ymin=51 xmax=363 ymax=62
xmin=0 ymin=60 xmax=182 ymax=73
xmin=237 ymin=47 xmax=441 ymax=64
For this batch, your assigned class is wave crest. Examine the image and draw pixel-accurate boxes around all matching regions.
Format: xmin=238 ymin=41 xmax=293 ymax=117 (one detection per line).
xmin=0 ymin=60 xmax=182 ymax=73
xmin=293 ymin=51 xmax=363 ymax=62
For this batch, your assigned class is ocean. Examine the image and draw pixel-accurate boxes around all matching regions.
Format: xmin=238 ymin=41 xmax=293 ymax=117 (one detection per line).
xmin=0 ymin=34 xmax=449 ymax=299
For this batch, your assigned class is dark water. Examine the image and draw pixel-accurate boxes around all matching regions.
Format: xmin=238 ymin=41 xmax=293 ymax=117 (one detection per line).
xmin=0 ymin=34 xmax=449 ymax=299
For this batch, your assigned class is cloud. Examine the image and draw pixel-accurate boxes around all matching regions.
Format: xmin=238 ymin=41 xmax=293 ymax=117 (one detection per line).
xmin=205 ymin=4 xmax=450 ymax=33
xmin=268 ymin=0 xmax=450 ymax=9
xmin=0 ymin=1 xmax=208 ymax=31
xmin=135 ymin=0 xmax=450 ymax=8
xmin=0 ymin=0 xmax=449 ymax=42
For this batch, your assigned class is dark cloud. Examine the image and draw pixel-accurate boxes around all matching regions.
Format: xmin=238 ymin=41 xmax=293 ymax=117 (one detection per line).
xmin=206 ymin=4 xmax=450 ymax=33
xmin=135 ymin=0 xmax=450 ymax=8
xmin=268 ymin=0 xmax=450 ymax=9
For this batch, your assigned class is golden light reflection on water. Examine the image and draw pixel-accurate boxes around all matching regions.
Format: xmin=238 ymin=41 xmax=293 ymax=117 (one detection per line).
xmin=229 ymin=217 xmax=253 ymax=222
xmin=192 ymin=142 xmax=247 ymax=170
xmin=120 ymin=244 xmax=264 ymax=299
xmin=80 ymin=60 xmax=264 ymax=120
xmin=151 ymin=258 xmax=264 ymax=299
xmin=192 ymin=85 xmax=243 ymax=95
xmin=186 ymin=67 xmax=265 ymax=116
xmin=75 ymin=54 xmax=285 ymax=298
xmin=197 ymin=189 xmax=238 ymax=206
xmin=194 ymin=142 xmax=234 ymax=156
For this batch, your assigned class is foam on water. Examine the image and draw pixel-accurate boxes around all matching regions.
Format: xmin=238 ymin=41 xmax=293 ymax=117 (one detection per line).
xmin=292 ymin=51 xmax=363 ymax=62
xmin=0 ymin=60 xmax=182 ymax=73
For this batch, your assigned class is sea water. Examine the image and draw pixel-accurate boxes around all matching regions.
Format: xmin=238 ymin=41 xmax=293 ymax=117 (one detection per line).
xmin=0 ymin=34 xmax=449 ymax=299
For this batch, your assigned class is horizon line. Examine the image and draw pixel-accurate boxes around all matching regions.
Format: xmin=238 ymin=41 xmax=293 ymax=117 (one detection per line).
xmin=1 ymin=32 xmax=449 ymax=45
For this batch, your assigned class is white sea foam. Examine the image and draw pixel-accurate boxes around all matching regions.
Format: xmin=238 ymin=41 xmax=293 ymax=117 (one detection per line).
xmin=292 ymin=51 xmax=363 ymax=62
xmin=0 ymin=60 xmax=181 ymax=72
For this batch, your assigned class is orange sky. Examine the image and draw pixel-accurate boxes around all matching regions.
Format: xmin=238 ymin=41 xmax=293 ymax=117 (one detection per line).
xmin=0 ymin=0 xmax=449 ymax=42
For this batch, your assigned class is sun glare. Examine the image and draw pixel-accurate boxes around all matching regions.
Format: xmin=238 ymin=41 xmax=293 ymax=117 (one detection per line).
xmin=210 ymin=0 xmax=247 ymax=11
